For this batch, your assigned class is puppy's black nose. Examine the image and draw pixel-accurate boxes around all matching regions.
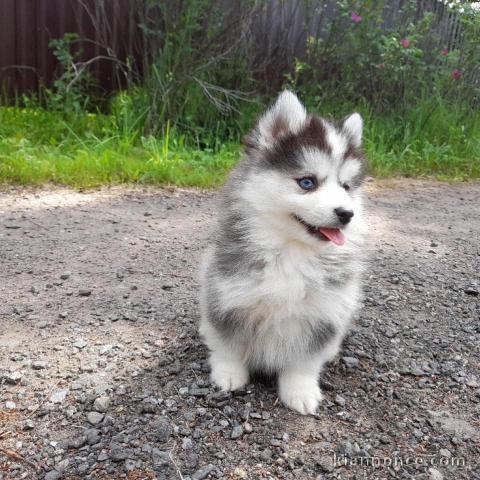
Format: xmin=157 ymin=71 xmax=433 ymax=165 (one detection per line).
xmin=335 ymin=207 xmax=354 ymax=225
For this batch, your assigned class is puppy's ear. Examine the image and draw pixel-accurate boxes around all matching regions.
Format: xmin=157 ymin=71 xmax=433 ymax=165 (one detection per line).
xmin=250 ymin=90 xmax=307 ymax=149
xmin=342 ymin=113 xmax=363 ymax=147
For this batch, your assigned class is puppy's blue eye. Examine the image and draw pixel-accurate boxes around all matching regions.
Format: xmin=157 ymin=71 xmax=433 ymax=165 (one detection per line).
xmin=297 ymin=177 xmax=317 ymax=191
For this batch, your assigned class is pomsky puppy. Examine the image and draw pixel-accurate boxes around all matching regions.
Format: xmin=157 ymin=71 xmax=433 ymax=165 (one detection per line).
xmin=200 ymin=90 xmax=366 ymax=414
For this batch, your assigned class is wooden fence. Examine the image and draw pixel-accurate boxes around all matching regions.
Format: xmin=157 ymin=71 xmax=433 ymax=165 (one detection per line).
xmin=0 ymin=0 xmax=465 ymax=96
xmin=0 ymin=0 xmax=142 ymax=95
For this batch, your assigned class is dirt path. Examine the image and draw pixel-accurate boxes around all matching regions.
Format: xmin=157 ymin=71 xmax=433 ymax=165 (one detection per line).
xmin=1 ymin=180 xmax=479 ymax=480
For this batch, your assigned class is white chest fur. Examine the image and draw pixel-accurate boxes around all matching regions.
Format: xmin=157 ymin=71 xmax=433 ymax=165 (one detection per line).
xmin=212 ymin=241 xmax=362 ymax=370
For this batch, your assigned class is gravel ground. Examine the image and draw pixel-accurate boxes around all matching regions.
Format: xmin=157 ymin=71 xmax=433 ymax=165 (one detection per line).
xmin=0 ymin=180 xmax=479 ymax=480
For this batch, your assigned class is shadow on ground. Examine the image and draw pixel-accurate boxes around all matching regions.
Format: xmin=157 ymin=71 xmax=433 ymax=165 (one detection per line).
xmin=0 ymin=180 xmax=479 ymax=480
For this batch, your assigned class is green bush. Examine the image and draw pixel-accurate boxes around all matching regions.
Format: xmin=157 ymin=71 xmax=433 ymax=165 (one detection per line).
xmin=287 ymin=0 xmax=479 ymax=112
xmin=0 ymin=0 xmax=479 ymax=185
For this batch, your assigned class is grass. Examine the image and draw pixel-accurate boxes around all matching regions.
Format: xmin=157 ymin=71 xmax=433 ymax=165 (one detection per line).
xmin=0 ymin=99 xmax=479 ymax=188
xmin=0 ymin=107 xmax=239 ymax=188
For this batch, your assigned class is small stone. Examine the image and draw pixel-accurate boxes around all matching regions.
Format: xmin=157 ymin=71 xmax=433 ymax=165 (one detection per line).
xmin=140 ymin=398 xmax=157 ymax=413
xmin=50 ymin=389 xmax=69 ymax=404
xmin=439 ymin=448 xmax=451 ymax=458
xmin=192 ymin=464 xmax=215 ymax=480
xmin=23 ymin=419 xmax=35 ymax=430
xmin=93 ymin=396 xmax=111 ymax=413
xmin=189 ymin=387 xmax=210 ymax=397
xmin=116 ymin=385 xmax=127 ymax=395
xmin=32 ymin=360 xmax=48 ymax=370
xmin=244 ymin=422 xmax=253 ymax=433
xmin=66 ymin=435 xmax=86 ymax=449
xmin=338 ymin=441 xmax=353 ymax=457
xmin=231 ymin=425 xmax=244 ymax=439
xmin=464 ymin=287 xmax=478 ymax=296
xmin=466 ymin=377 xmax=479 ymax=388
xmin=260 ymin=449 xmax=272 ymax=461
xmin=87 ymin=411 xmax=104 ymax=425
xmin=342 ymin=356 xmax=359 ymax=369
xmin=223 ymin=405 xmax=235 ymax=417
xmin=5 ymin=401 xmax=16 ymax=410
xmin=182 ymin=437 xmax=193 ymax=450
xmin=152 ymin=448 xmax=169 ymax=466
xmin=99 ymin=344 xmax=113 ymax=355
xmin=428 ymin=411 xmax=478 ymax=439
xmin=208 ymin=390 xmax=231 ymax=403
xmin=73 ymin=338 xmax=88 ymax=349
xmin=86 ymin=428 xmax=101 ymax=445
xmin=4 ymin=371 xmax=23 ymax=384
xmin=428 ymin=468 xmax=444 ymax=480
xmin=413 ymin=428 xmax=423 ymax=439
xmin=317 ymin=453 xmax=335 ymax=472
xmin=152 ymin=417 xmax=172 ymax=442
xmin=78 ymin=289 xmax=92 ymax=297
xmin=335 ymin=394 xmax=346 ymax=407
xmin=98 ymin=452 xmax=109 ymax=462
xmin=110 ymin=443 xmax=131 ymax=462
xmin=234 ymin=467 xmax=248 ymax=478
xmin=183 ymin=452 xmax=198 ymax=469
xmin=60 ymin=272 xmax=70 ymax=280
xmin=184 ymin=410 xmax=196 ymax=422
xmin=44 ymin=471 xmax=61 ymax=480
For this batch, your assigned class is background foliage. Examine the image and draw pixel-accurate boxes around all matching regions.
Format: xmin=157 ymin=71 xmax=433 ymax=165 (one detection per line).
xmin=0 ymin=0 xmax=479 ymax=186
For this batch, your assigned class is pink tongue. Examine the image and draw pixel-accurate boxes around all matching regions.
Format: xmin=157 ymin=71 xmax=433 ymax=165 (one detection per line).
xmin=318 ymin=227 xmax=345 ymax=246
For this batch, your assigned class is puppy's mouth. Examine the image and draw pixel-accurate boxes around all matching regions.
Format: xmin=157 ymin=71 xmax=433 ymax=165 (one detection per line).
xmin=293 ymin=215 xmax=346 ymax=246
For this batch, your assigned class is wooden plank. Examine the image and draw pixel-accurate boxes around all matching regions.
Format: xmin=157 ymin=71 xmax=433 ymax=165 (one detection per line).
xmin=38 ymin=0 xmax=64 ymax=87
xmin=16 ymin=0 xmax=38 ymax=93
xmin=0 ymin=0 xmax=17 ymax=95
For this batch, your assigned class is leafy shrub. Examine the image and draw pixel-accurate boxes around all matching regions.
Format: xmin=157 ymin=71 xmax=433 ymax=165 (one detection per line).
xmin=47 ymin=33 xmax=96 ymax=113
xmin=286 ymin=0 xmax=480 ymax=113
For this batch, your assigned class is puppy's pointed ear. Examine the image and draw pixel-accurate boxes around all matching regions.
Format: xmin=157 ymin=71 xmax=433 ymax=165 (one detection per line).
xmin=342 ymin=113 xmax=363 ymax=147
xmin=254 ymin=90 xmax=307 ymax=147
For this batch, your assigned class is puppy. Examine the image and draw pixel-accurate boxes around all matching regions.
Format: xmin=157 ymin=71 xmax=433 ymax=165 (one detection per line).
xmin=200 ymin=90 xmax=366 ymax=414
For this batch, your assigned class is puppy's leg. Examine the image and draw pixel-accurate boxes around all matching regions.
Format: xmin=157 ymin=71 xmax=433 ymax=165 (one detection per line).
xmin=278 ymin=356 xmax=323 ymax=415
xmin=278 ymin=341 xmax=341 ymax=415
xmin=209 ymin=346 xmax=249 ymax=392
xmin=200 ymin=310 xmax=249 ymax=392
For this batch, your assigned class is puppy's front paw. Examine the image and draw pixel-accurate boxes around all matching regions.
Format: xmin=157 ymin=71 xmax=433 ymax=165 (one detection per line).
xmin=210 ymin=360 xmax=249 ymax=392
xmin=278 ymin=375 xmax=323 ymax=415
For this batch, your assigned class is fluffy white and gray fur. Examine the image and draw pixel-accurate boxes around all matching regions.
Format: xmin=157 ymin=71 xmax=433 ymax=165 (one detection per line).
xmin=199 ymin=90 xmax=367 ymax=415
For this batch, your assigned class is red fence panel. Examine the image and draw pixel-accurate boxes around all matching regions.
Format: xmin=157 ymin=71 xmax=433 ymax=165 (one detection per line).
xmin=0 ymin=0 xmax=143 ymax=97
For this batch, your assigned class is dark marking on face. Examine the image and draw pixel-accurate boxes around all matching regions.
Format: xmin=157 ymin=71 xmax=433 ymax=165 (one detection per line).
xmin=298 ymin=115 xmax=332 ymax=155
xmin=271 ymin=115 xmax=289 ymax=140
xmin=243 ymin=109 xmax=368 ymax=186
xmin=262 ymin=115 xmax=332 ymax=173
xmin=343 ymin=142 xmax=363 ymax=162
xmin=340 ymin=139 xmax=367 ymax=189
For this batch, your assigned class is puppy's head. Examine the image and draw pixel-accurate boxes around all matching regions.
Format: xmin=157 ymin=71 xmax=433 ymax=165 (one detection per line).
xmin=239 ymin=90 xmax=367 ymax=248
